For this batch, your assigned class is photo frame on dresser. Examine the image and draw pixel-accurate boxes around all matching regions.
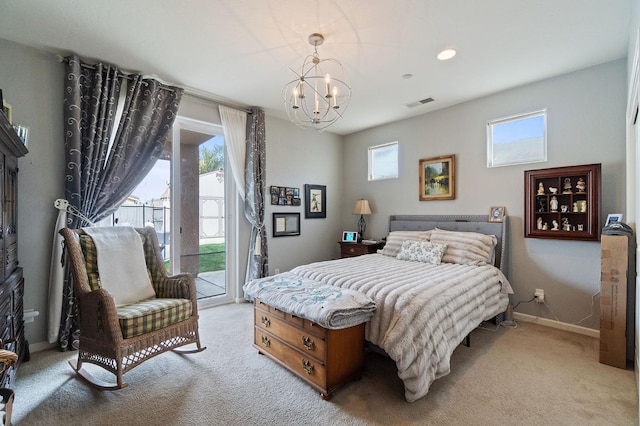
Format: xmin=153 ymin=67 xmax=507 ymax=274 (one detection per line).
xmin=2 ymin=99 xmax=11 ymax=124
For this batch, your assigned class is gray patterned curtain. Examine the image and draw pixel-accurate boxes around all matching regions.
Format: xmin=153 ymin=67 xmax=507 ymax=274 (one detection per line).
xmin=244 ymin=107 xmax=268 ymax=281
xmin=57 ymin=55 xmax=183 ymax=351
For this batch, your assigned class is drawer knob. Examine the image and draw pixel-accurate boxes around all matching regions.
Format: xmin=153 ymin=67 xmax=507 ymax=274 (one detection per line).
xmin=261 ymin=316 xmax=270 ymax=327
xmin=302 ymin=359 xmax=314 ymax=375
xmin=302 ymin=336 xmax=315 ymax=350
xmin=261 ymin=335 xmax=270 ymax=347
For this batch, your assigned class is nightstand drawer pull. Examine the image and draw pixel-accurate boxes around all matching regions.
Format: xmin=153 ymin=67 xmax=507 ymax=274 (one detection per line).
xmin=302 ymin=336 xmax=315 ymax=350
xmin=261 ymin=335 xmax=270 ymax=347
xmin=261 ymin=316 xmax=270 ymax=327
xmin=302 ymin=359 xmax=314 ymax=375
xmin=349 ymin=247 xmax=355 ymax=253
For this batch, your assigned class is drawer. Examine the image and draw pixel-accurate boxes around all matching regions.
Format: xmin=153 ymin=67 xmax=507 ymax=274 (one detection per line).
xmin=255 ymin=310 xmax=327 ymax=360
xmin=255 ymin=298 xmax=285 ymax=319
xmin=341 ymin=245 xmax=369 ymax=256
xmin=5 ymin=243 xmax=17 ymax=273
xmin=303 ymin=320 xmax=327 ymax=338
xmin=0 ymin=297 xmax=11 ymax=339
xmin=255 ymin=328 xmax=327 ymax=388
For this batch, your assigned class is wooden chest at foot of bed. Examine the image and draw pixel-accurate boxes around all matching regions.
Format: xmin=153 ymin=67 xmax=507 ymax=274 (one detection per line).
xmin=253 ymin=298 xmax=365 ymax=400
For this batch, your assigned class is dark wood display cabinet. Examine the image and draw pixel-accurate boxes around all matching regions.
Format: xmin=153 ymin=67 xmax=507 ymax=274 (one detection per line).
xmin=524 ymin=164 xmax=601 ymax=241
xmin=0 ymin=109 xmax=28 ymax=387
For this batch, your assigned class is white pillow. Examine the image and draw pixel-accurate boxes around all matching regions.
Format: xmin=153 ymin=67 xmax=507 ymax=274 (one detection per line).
xmin=430 ymin=229 xmax=497 ymax=266
xmin=396 ymin=240 xmax=447 ymax=265
xmin=378 ymin=230 xmax=432 ymax=257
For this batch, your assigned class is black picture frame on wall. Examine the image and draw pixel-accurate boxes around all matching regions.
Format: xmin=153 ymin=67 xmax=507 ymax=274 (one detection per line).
xmin=304 ymin=184 xmax=326 ymax=218
xmin=272 ymin=212 xmax=301 ymax=237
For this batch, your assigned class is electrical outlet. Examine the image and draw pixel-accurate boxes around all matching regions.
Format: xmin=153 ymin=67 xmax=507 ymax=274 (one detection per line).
xmin=274 ymin=268 xmax=280 ymax=275
xmin=534 ymin=288 xmax=545 ymax=303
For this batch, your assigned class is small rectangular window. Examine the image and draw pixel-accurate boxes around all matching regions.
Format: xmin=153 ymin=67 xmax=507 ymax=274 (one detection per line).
xmin=487 ymin=109 xmax=547 ymax=168
xmin=368 ymin=141 xmax=398 ymax=181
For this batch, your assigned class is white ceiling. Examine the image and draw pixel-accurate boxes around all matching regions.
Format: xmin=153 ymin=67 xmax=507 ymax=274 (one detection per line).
xmin=0 ymin=0 xmax=632 ymax=135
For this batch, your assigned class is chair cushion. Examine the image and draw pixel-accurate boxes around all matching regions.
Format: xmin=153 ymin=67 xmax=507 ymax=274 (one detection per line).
xmin=79 ymin=235 xmax=101 ymax=291
xmin=117 ymin=298 xmax=193 ymax=339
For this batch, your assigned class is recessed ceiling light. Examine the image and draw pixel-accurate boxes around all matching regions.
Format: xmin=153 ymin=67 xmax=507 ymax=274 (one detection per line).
xmin=437 ymin=48 xmax=457 ymax=61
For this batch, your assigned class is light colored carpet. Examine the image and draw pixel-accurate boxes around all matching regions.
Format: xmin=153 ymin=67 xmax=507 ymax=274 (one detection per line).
xmin=12 ymin=303 xmax=638 ymax=425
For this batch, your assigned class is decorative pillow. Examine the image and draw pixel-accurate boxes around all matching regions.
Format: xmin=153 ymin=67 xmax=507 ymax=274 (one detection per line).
xmin=378 ymin=230 xmax=432 ymax=257
xmin=396 ymin=240 xmax=447 ymax=265
xmin=430 ymin=229 xmax=497 ymax=266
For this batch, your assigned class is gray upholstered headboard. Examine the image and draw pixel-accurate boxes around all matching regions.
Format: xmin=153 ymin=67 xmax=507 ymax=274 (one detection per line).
xmin=388 ymin=215 xmax=509 ymax=274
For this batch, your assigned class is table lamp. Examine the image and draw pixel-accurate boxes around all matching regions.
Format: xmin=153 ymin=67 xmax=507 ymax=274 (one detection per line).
xmin=352 ymin=199 xmax=372 ymax=241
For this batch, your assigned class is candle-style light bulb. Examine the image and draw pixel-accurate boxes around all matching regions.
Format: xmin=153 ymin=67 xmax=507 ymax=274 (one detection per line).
xmin=332 ymin=87 xmax=339 ymax=108
xmin=293 ymin=88 xmax=299 ymax=109
xmin=325 ymin=74 xmax=331 ymax=97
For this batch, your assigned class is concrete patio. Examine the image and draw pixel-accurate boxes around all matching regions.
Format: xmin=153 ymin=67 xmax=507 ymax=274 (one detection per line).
xmin=195 ymin=270 xmax=226 ymax=299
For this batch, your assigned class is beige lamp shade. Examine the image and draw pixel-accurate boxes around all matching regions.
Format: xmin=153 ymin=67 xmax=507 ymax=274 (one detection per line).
xmin=352 ymin=199 xmax=372 ymax=215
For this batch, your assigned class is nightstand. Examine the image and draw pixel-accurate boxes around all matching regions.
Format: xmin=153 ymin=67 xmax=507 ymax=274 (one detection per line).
xmin=339 ymin=241 xmax=385 ymax=258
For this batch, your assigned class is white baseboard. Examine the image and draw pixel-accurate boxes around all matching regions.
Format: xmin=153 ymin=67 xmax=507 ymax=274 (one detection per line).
xmin=513 ymin=312 xmax=600 ymax=338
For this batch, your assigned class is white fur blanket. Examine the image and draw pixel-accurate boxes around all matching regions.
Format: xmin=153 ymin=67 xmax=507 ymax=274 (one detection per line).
xmin=243 ymin=272 xmax=375 ymax=329
xmin=290 ymin=253 xmax=513 ymax=402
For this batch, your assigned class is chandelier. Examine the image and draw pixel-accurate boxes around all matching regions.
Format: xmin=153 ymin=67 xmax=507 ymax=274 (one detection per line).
xmin=283 ymin=33 xmax=351 ymax=131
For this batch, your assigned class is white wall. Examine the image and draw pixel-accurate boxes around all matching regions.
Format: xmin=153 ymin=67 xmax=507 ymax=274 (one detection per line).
xmin=343 ymin=60 xmax=627 ymax=330
xmin=265 ymin=116 xmax=344 ymax=272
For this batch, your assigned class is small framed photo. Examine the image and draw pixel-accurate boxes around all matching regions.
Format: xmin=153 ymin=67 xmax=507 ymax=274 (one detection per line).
xmin=2 ymin=100 xmax=11 ymax=124
xmin=13 ymin=125 xmax=29 ymax=146
xmin=419 ymin=154 xmax=455 ymax=201
xmin=273 ymin=212 xmax=300 ymax=237
xmin=605 ymin=213 xmax=623 ymax=227
xmin=489 ymin=206 xmax=506 ymax=223
xmin=305 ymin=184 xmax=326 ymax=218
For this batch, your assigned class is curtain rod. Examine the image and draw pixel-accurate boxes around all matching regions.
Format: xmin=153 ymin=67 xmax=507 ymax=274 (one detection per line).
xmin=56 ymin=54 xmax=252 ymax=113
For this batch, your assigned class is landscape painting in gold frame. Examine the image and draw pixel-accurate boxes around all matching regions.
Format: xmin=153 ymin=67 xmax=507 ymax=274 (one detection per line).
xmin=419 ymin=154 xmax=455 ymax=201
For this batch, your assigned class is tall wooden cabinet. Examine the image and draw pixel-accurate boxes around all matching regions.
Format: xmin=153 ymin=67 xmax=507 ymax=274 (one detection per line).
xmin=0 ymin=110 xmax=28 ymax=387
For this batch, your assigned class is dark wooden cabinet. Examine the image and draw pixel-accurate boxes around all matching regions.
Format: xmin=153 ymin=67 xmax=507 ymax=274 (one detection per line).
xmin=339 ymin=241 xmax=385 ymax=258
xmin=0 ymin=110 xmax=28 ymax=387
xmin=525 ymin=164 xmax=601 ymax=241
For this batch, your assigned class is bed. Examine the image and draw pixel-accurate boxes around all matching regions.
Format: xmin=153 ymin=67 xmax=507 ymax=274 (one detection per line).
xmin=286 ymin=214 xmax=513 ymax=402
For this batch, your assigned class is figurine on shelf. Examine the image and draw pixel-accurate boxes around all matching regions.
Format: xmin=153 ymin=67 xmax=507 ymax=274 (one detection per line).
xmin=576 ymin=178 xmax=586 ymax=193
xmin=537 ymin=198 xmax=547 ymax=212
xmin=549 ymin=187 xmax=558 ymax=194
xmin=550 ymin=196 xmax=558 ymax=212
xmin=537 ymin=217 xmax=543 ymax=230
xmin=551 ymin=220 xmax=559 ymax=230
xmin=562 ymin=217 xmax=571 ymax=231
xmin=542 ymin=222 xmax=548 ymax=230
xmin=563 ymin=178 xmax=572 ymax=194
xmin=537 ymin=182 xmax=545 ymax=195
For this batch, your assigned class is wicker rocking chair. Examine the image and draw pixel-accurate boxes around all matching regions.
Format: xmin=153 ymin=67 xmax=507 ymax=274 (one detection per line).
xmin=59 ymin=226 xmax=206 ymax=390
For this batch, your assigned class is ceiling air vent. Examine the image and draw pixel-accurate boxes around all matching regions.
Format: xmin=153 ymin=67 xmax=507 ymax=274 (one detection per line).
xmin=405 ymin=97 xmax=434 ymax=108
